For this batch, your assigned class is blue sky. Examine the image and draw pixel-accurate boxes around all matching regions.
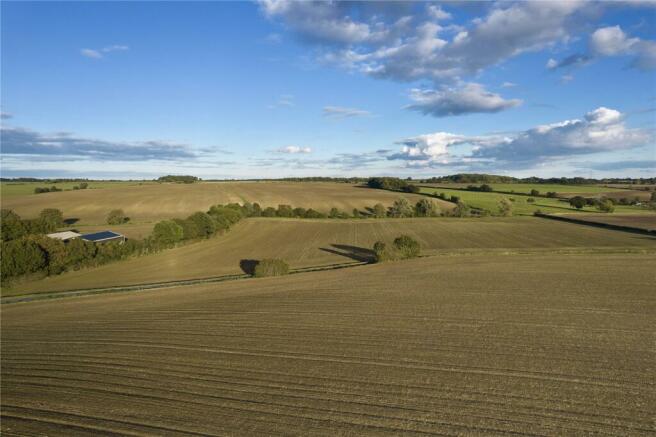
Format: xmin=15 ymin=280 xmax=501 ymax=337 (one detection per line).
xmin=1 ymin=1 xmax=655 ymax=179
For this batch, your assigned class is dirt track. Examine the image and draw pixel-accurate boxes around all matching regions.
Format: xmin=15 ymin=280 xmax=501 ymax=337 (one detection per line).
xmin=2 ymin=253 xmax=655 ymax=435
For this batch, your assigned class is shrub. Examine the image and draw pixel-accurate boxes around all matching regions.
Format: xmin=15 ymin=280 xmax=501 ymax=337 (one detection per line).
xmin=569 ymin=196 xmax=586 ymax=209
xmin=651 ymin=191 xmax=656 ymax=202
xmin=153 ymin=220 xmax=184 ymax=246
xmin=352 ymin=208 xmax=361 ymax=218
xmin=40 ymin=208 xmax=64 ymax=230
xmin=526 ymin=197 xmax=535 ymax=203
xmin=173 ymin=218 xmax=199 ymax=240
xmin=293 ymin=207 xmax=307 ymax=217
xmin=79 ymin=182 xmax=88 ymax=189
xmin=262 ymin=207 xmax=278 ymax=217
xmin=372 ymin=203 xmax=387 ymax=218
xmin=65 ymin=238 xmax=97 ymax=269
xmin=450 ymin=195 xmax=460 ymax=203
xmin=251 ymin=203 xmax=262 ymax=217
xmin=597 ymin=199 xmax=615 ymax=213
xmin=187 ymin=212 xmax=216 ymax=237
xmin=253 ymin=258 xmax=290 ymax=277
xmin=402 ymin=184 xmax=420 ymax=194
xmin=1 ymin=238 xmax=47 ymax=279
xmin=415 ymin=199 xmax=440 ymax=217
xmin=389 ymin=198 xmax=414 ymax=217
xmin=277 ymin=204 xmax=293 ymax=217
xmin=393 ymin=235 xmax=420 ymax=259
xmin=373 ymin=241 xmax=390 ymax=262
xmin=107 ymin=209 xmax=129 ymax=225
xmin=530 ymin=189 xmax=540 ymax=196
xmin=451 ymin=201 xmax=471 ymax=217
xmin=1 ymin=209 xmax=26 ymax=241
xmin=498 ymin=198 xmax=513 ymax=216
xmin=304 ymin=208 xmax=325 ymax=219
xmin=546 ymin=191 xmax=558 ymax=198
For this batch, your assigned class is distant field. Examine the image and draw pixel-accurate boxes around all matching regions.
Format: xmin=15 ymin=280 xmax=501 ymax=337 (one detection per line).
xmin=558 ymin=213 xmax=656 ymax=231
xmin=2 ymin=252 xmax=654 ymax=435
xmin=421 ymin=183 xmax=625 ymax=195
xmin=418 ymin=186 xmax=647 ymax=215
xmin=0 ymin=181 xmax=148 ymax=198
xmin=7 ymin=217 xmax=655 ymax=296
xmin=1 ymin=182 xmax=440 ymax=225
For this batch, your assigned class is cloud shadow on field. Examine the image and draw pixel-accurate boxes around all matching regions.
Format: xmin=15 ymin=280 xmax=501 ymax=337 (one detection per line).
xmin=320 ymin=244 xmax=376 ymax=263
xmin=239 ymin=259 xmax=260 ymax=276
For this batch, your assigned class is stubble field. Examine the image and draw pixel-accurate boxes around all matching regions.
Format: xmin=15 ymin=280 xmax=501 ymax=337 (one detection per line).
xmin=7 ymin=216 xmax=656 ymax=297
xmin=2 ymin=253 xmax=655 ymax=435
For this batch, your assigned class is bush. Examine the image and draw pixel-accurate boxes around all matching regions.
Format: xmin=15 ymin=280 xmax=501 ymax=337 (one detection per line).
xmin=1 ymin=238 xmax=47 ymax=279
xmin=173 ymin=218 xmax=199 ymax=240
xmin=393 ymin=235 xmax=420 ymax=259
xmin=153 ymin=220 xmax=184 ymax=246
xmin=107 ymin=209 xmax=129 ymax=225
xmin=597 ymin=199 xmax=615 ymax=213
xmin=293 ymin=207 xmax=307 ymax=217
xmin=253 ymin=258 xmax=290 ymax=277
xmin=372 ymin=203 xmax=387 ymax=218
xmin=373 ymin=241 xmax=390 ymax=262
xmin=450 ymin=195 xmax=460 ymax=203
xmin=546 ymin=191 xmax=558 ymax=198
xmin=389 ymin=198 xmax=414 ymax=217
xmin=530 ymin=189 xmax=540 ymax=196
xmin=402 ymin=184 xmax=420 ymax=194
xmin=277 ymin=204 xmax=293 ymax=217
xmin=262 ymin=207 xmax=278 ymax=217
xmin=451 ymin=201 xmax=471 ymax=217
xmin=498 ymin=198 xmax=513 ymax=216
xmin=569 ymin=196 xmax=586 ymax=209
xmin=40 ymin=208 xmax=64 ymax=230
xmin=304 ymin=208 xmax=326 ymax=219
xmin=1 ymin=209 xmax=26 ymax=241
xmin=526 ymin=197 xmax=535 ymax=203
xmin=415 ymin=199 xmax=440 ymax=217
xmin=187 ymin=212 xmax=216 ymax=237
xmin=79 ymin=182 xmax=88 ymax=189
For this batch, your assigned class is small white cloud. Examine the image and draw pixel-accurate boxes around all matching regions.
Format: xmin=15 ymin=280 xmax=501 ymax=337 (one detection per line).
xmin=269 ymin=94 xmax=295 ymax=109
xmin=81 ymin=48 xmax=103 ymax=59
xmin=590 ymin=25 xmax=639 ymax=56
xmin=560 ymin=74 xmax=574 ymax=84
xmin=501 ymin=82 xmax=517 ymax=88
xmin=406 ymin=83 xmax=522 ymax=117
xmin=546 ymin=58 xmax=558 ymax=69
xmin=276 ymin=145 xmax=312 ymax=154
xmin=427 ymin=5 xmax=452 ymax=21
xmin=102 ymin=45 xmax=129 ymax=53
xmin=322 ymin=106 xmax=371 ymax=119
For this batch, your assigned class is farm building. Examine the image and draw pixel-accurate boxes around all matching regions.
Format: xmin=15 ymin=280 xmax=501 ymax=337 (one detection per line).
xmin=80 ymin=231 xmax=126 ymax=244
xmin=46 ymin=231 xmax=81 ymax=242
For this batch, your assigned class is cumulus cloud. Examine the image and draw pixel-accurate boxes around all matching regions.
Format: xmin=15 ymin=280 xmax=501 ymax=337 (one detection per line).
xmin=276 ymin=145 xmax=312 ymax=154
xmin=322 ymin=106 xmax=371 ymax=119
xmin=388 ymin=107 xmax=653 ymax=169
xmin=405 ymin=83 xmax=522 ymax=117
xmin=261 ymin=1 xmax=591 ymax=83
xmin=81 ymin=44 xmax=129 ymax=59
xmin=550 ymin=25 xmax=656 ymax=71
xmin=0 ymin=126 xmax=199 ymax=161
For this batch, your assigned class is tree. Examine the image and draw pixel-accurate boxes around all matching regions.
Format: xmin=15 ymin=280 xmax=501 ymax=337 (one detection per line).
xmin=262 ymin=207 xmax=278 ymax=217
xmin=253 ymin=258 xmax=289 ymax=277
xmin=569 ymin=196 xmax=586 ymax=209
xmin=546 ymin=192 xmax=558 ymax=198
xmin=373 ymin=241 xmax=389 ymax=262
xmin=352 ymin=208 xmax=361 ymax=218
xmin=277 ymin=204 xmax=293 ymax=218
xmin=451 ymin=201 xmax=471 ymax=217
xmin=293 ymin=207 xmax=307 ymax=217
xmin=107 ymin=209 xmax=128 ymax=225
xmin=329 ymin=207 xmax=341 ymax=218
xmin=402 ymin=184 xmax=420 ymax=194
xmin=498 ymin=198 xmax=513 ymax=216
xmin=187 ymin=212 xmax=216 ymax=238
xmin=415 ymin=199 xmax=440 ymax=217
xmin=304 ymin=208 xmax=325 ymax=218
xmin=1 ymin=238 xmax=47 ymax=279
xmin=173 ymin=218 xmax=199 ymax=240
xmin=651 ymin=191 xmax=656 ymax=202
xmin=65 ymin=238 xmax=97 ymax=268
xmin=389 ymin=198 xmax=414 ymax=218
xmin=40 ymin=208 xmax=64 ymax=230
xmin=393 ymin=235 xmax=421 ymax=259
xmin=530 ymin=189 xmax=540 ymax=196
xmin=153 ymin=220 xmax=184 ymax=246
xmin=372 ymin=203 xmax=387 ymax=218
xmin=79 ymin=182 xmax=89 ymax=189
xmin=31 ymin=235 xmax=69 ymax=275
xmin=1 ymin=209 xmax=26 ymax=241
xmin=597 ymin=199 xmax=615 ymax=213
xmin=251 ymin=202 xmax=262 ymax=217
xmin=526 ymin=197 xmax=535 ymax=203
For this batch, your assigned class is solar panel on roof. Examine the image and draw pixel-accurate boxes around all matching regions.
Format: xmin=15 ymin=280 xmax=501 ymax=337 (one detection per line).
xmin=81 ymin=231 xmax=123 ymax=242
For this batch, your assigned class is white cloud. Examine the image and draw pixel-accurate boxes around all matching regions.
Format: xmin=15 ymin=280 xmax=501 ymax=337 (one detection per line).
xmin=560 ymin=74 xmax=574 ymax=83
xmin=427 ymin=5 xmax=452 ymax=21
xmin=81 ymin=48 xmax=103 ymax=59
xmin=276 ymin=145 xmax=312 ymax=154
xmin=590 ymin=25 xmax=639 ymax=56
xmin=80 ymin=44 xmax=129 ymax=59
xmin=405 ymin=83 xmax=522 ymax=117
xmin=268 ymin=94 xmax=295 ymax=109
xmin=388 ymin=107 xmax=652 ymax=168
xmin=501 ymin=81 xmax=517 ymax=88
xmin=546 ymin=58 xmax=559 ymax=69
xmin=322 ymin=106 xmax=371 ymax=119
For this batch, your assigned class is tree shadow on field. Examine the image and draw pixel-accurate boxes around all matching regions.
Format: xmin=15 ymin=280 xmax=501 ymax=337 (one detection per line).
xmin=239 ymin=259 xmax=260 ymax=276
xmin=64 ymin=218 xmax=79 ymax=225
xmin=319 ymin=244 xmax=376 ymax=263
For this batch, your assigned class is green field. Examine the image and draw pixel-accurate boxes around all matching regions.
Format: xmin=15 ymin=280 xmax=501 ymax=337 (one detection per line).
xmin=418 ymin=186 xmax=649 ymax=215
xmin=1 ymin=181 xmax=440 ymax=225
xmin=2 ymin=252 xmax=654 ymax=435
xmin=0 ymin=181 xmax=149 ymax=198
xmin=7 ymin=216 xmax=655 ymax=297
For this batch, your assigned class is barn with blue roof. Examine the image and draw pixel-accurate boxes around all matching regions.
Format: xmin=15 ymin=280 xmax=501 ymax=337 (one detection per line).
xmin=80 ymin=231 xmax=125 ymax=244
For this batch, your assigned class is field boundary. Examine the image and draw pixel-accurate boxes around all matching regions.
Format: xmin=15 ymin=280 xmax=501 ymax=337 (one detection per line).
xmin=3 ymin=247 xmax=655 ymax=305
xmin=534 ymin=212 xmax=656 ymax=235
